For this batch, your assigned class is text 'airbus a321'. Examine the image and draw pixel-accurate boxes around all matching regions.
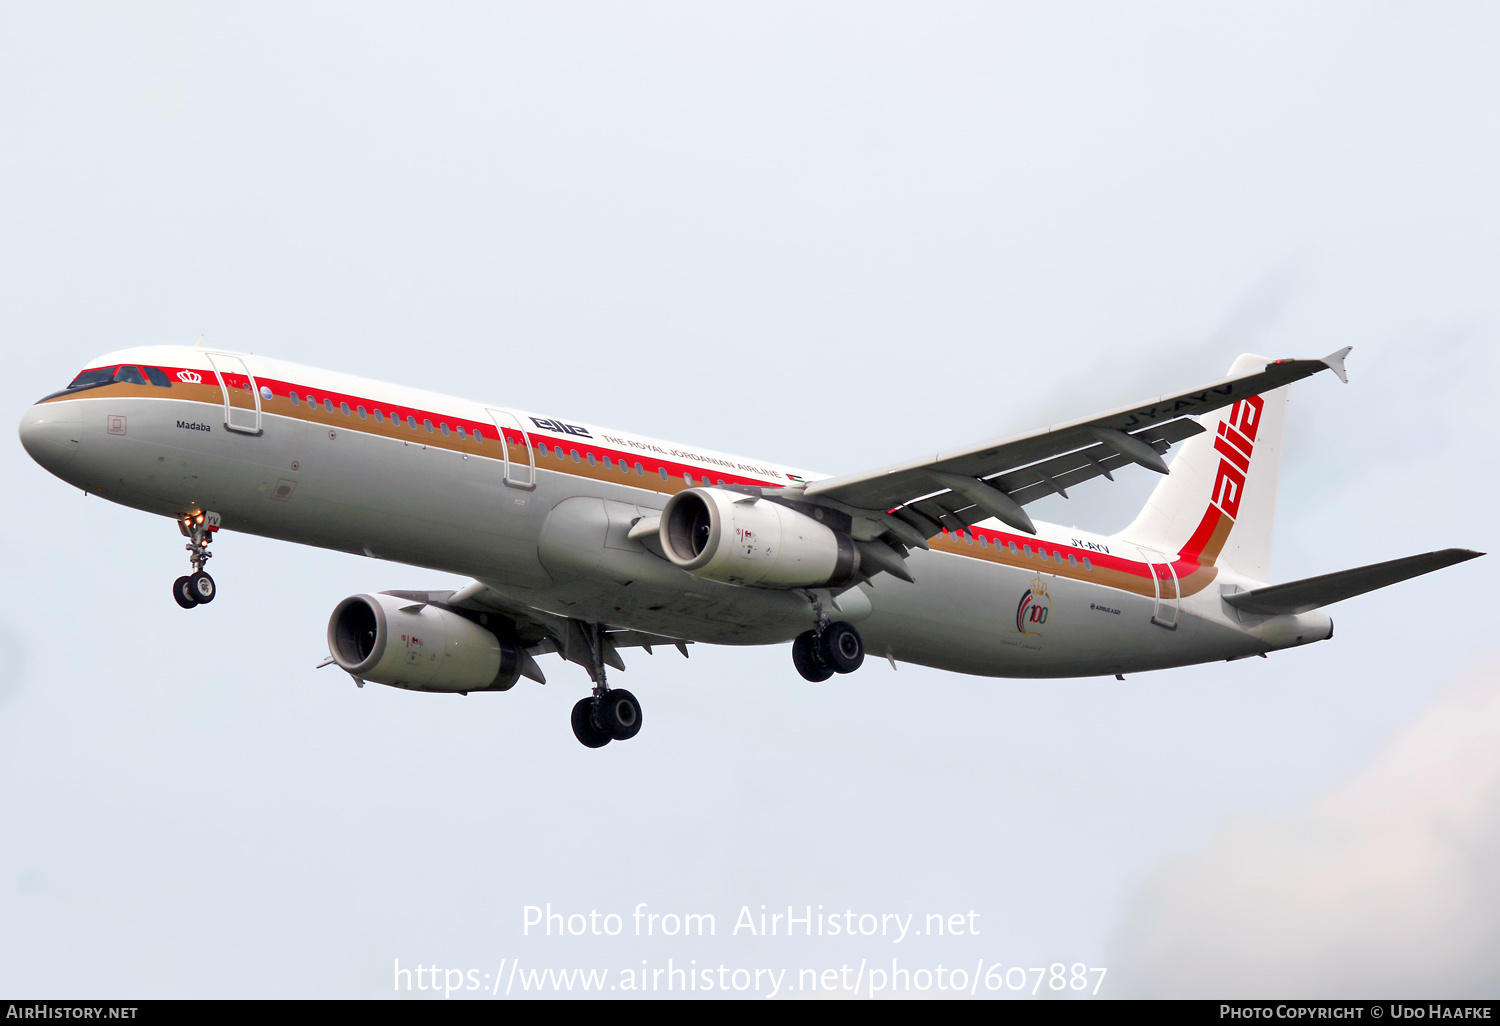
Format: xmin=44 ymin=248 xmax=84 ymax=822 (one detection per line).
xmin=18 ymin=344 xmax=1481 ymax=747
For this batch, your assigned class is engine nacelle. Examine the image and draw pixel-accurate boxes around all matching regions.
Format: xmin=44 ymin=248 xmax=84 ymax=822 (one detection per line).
xmin=326 ymin=593 xmax=521 ymax=693
xmin=658 ymin=487 xmax=858 ymax=588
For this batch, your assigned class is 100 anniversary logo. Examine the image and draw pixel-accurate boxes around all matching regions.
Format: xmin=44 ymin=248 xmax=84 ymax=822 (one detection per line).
xmin=1015 ymin=577 xmax=1051 ymax=636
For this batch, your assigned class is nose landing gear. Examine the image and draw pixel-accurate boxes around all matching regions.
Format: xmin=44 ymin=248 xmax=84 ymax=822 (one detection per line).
xmin=172 ymin=511 xmax=219 ymax=608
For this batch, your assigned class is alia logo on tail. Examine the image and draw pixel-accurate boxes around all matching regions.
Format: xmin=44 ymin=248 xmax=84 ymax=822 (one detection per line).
xmin=1210 ymin=395 xmax=1264 ymax=520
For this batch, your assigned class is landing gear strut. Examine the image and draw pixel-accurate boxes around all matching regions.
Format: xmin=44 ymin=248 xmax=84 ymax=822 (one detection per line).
xmin=569 ymin=623 xmax=644 ymax=749
xmin=172 ymin=512 xmax=218 ymax=608
xmin=791 ymin=592 xmax=865 ymax=681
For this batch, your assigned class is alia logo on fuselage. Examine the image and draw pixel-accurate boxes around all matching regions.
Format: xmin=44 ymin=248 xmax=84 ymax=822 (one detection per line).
xmin=530 ymin=416 xmax=591 ymax=438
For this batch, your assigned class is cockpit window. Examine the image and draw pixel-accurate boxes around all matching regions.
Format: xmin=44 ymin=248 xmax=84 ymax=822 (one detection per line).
xmin=68 ymin=367 xmax=116 ymax=389
xmin=113 ymin=365 xmax=146 ymax=385
xmin=143 ymin=366 xmax=172 ymax=387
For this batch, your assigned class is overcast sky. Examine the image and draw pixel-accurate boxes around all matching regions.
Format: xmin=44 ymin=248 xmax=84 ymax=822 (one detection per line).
xmin=2 ymin=2 xmax=1496 ymax=999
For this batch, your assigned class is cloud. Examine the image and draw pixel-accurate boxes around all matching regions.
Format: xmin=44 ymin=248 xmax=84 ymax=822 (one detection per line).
xmin=1109 ymin=655 xmax=1500 ymax=998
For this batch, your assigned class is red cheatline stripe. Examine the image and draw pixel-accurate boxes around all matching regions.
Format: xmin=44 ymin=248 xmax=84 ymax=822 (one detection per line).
xmin=73 ymin=364 xmax=1238 ymax=591
xmin=79 ymin=364 xmax=787 ymax=491
xmin=1177 ymin=504 xmax=1225 ymax=569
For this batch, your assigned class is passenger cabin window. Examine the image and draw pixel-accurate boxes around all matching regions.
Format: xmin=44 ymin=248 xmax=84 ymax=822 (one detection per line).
xmin=290 ymin=393 xmax=301 ymax=406
xmin=1039 ymin=550 xmax=1048 ymax=562
xmin=113 ymin=365 xmax=146 ymax=385
xmin=684 ymin=473 xmax=693 ymax=486
xmin=1023 ymin=545 xmax=1033 ymax=557
xmin=441 ymin=423 xmax=451 ymax=436
xmin=341 ymin=402 xmax=351 ymax=416
xmin=358 ymin=406 xmax=367 ymax=419
xmin=473 ymin=429 xmax=483 ymax=443
xmin=143 ymin=367 xmax=172 ymax=387
xmin=570 ymin=449 xmax=581 ymax=463
xmin=587 ymin=453 xmax=596 ymax=466
xmin=538 ymin=443 xmax=549 ymax=456
xmin=456 ymin=426 xmax=465 ymax=439
xmin=373 ymin=409 xmax=382 ymax=422
xmin=324 ymin=399 xmax=335 ymax=412
xmin=634 ymin=462 xmax=644 ymax=476
xmin=423 ymin=419 xmax=434 ymax=433
xmin=659 ymin=468 xmax=669 ymax=481
xmin=1083 ymin=557 xmax=1093 ymax=570
xmin=407 ymin=416 xmax=417 ymax=429
xmin=1068 ymin=554 xmax=1078 ymax=567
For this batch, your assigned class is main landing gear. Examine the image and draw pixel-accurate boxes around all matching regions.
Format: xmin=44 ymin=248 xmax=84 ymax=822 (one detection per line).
xmin=791 ymin=593 xmax=865 ymax=682
xmin=570 ymin=623 xmax=644 ymax=749
xmin=172 ymin=511 xmax=219 ymax=609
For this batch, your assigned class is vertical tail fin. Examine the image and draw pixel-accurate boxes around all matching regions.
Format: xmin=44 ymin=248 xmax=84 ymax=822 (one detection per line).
xmin=1118 ymin=354 xmax=1287 ymax=582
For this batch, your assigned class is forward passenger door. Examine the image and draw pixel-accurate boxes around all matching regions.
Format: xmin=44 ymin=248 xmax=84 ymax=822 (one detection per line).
xmin=204 ymin=353 xmax=263 ymax=436
xmin=486 ymin=408 xmax=535 ymax=489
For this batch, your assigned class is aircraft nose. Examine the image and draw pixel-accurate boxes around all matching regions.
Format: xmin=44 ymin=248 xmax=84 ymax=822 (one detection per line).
xmin=18 ymin=401 xmax=82 ymax=476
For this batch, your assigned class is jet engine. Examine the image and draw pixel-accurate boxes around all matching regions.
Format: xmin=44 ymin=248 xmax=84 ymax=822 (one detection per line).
xmin=658 ymin=487 xmax=859 ymax=588
xmin=326 ymin=593 xmax=522 ymax=692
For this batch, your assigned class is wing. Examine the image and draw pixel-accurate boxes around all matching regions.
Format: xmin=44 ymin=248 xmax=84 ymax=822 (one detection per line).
xmin=389 ymin=581 xmax=691 ymax=684
xmin=802 ymin=348 xmax=1351 ymax=541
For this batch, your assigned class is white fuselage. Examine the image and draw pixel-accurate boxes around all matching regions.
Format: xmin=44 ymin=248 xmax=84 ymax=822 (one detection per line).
xmin=19 ymin=345 xmax=1333 ymax=680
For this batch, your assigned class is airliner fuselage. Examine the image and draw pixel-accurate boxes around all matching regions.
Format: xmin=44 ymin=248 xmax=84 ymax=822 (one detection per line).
xmin=19 ymin=344 xmax=1326 ymax=665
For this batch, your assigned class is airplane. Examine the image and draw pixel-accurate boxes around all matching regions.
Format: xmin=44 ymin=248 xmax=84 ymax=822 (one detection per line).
xmin=17 ymin=343 xmax=1481 ymax=748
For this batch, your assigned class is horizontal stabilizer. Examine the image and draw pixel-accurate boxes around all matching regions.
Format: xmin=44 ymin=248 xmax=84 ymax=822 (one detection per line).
xmin=1224 ymin=548 xmax=1483 ymax=616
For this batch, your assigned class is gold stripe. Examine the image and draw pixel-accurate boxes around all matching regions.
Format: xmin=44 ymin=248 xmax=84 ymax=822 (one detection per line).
xmin=51 ymin=382 xmax=1220 ymax=598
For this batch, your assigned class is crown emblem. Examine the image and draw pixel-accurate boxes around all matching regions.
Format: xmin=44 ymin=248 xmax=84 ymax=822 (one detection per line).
xmin=1016 ymin=578 xmax=1053 ymax=635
